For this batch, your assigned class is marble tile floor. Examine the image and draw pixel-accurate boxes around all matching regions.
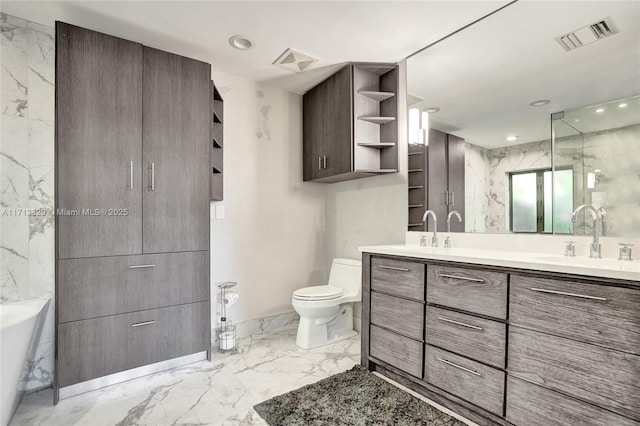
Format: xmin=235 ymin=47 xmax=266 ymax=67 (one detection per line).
xmin=11 ymin=325 xmax=475 ymax=426
xmin=10 ymin=325 xmax=360 ymax=426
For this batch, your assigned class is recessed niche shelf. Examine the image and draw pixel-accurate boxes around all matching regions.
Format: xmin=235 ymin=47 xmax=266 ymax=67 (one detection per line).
xmin=357 ymin=142 xmax=396 ymax=148
xmin=210 ymin=81 xmax=224 ymax=201
xmin=212 ymin=166 xmax=222 ymax=174
xmin=358 ymin=90 xmax=395 ymax=102
xmin=358 ymin=116 xmax=395 ymax=124
xmin=213 ymin=139 xmax=222 ymax=149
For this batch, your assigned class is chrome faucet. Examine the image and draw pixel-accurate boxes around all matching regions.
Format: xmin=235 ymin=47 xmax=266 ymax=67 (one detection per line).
xmin=422 ymin=210 xmax=438 ymax=247
xmin=447 ymin=211 xmax=462 ymax=232
xmin=445 ymin=211 xmax=462 ymax=248
xmin=571 ymin=204 xmax=602 ymax=258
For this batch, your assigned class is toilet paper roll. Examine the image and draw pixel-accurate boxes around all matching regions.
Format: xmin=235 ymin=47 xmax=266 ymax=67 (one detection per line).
xmin=224 ymin=291 xmax=239 ymax=306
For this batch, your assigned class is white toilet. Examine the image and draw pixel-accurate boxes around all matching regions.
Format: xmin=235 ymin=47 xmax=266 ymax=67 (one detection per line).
xmin=292 ymin=258 xmax=362 ymax=349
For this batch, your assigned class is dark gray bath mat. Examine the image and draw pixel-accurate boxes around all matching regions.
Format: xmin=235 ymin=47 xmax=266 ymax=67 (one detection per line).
xmin=253 ymin=365 xmax=467 ymax=425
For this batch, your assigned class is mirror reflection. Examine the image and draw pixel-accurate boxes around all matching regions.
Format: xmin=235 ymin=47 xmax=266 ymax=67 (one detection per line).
xmin=407 ymin=1 xmax=640 ymax=236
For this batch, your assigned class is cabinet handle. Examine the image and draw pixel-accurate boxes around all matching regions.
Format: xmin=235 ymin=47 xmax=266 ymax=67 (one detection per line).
xmin=128 ymin=264 xmax=156 ymax=269
xmin=318 ymin=157 xmax=322 ymax=170
xmin=449 ymin=191 xmax=455 ymax=206
xmin=150 ymin=163 xmax=156 ymax=191
xmin=437 ymin=316 xmax=483 ymax=331
xmin=323 ymin=155 xmax=327 ymax=169
xmin=131 ymin=320 xmax=155 ymax=327
xmin=443 ymin=191 xmax=449 ymax=205
xmin=438 ymin=273 xmax=484 ymax=283
xmin=129 ymin=161 xmax=134 ymax=191
xmin=437 ymin=358 xmax=481 ymax=376
xmin=378 ymin=265 xmax=409 ymax=272
xmin=530 ymin=288 xmax=607 ymax=301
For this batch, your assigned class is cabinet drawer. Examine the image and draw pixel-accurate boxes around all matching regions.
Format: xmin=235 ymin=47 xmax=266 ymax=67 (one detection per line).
xmin=510 ymin=275 xmax=640 ymax=354
xmin=370 ymin=325 xmax=422 ymax=378
xmin=426 ymin=265 xmax=507 ymax=319
xmin=506 ymin=376 xmax=638 ymax=426
xmin=371 ymin=292 xmax=423 ymax=340
xmin=508 ymin=327 xmax=640 ymax=420
xmin=424 ymin=345 xmax=505 ymax=416
xmin=425 ymin=306 xmax=505 ymax=368
xmin=58 ymin=251 xmax=209 ymax=323
xmin=58 ymin=301 xmax=209 ymax=387
xmin=371 ymin=258 xmax=425 ymax=301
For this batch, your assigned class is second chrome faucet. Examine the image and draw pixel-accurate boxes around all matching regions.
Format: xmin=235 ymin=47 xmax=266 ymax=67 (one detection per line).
xmin=422 ymin=210 xmax=438 ymax=247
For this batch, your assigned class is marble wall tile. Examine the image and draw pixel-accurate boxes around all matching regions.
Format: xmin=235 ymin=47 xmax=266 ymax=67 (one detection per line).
xmin=1 ymin=14 xmax=28 ymax=117
xmin=1 ymin=13 xmax=55 ymax=391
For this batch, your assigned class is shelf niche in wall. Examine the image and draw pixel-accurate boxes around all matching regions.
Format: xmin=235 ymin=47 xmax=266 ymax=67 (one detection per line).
xmin=210 ymin=82 xmax=224 ymax=201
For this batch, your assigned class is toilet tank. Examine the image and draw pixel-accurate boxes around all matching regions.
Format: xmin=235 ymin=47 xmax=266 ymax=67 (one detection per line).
xmin=328 ymin=258 xmax=362 ymax=296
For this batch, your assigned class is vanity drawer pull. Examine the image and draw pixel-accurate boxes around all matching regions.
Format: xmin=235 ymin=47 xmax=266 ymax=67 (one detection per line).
xmin=438 ymin=273 xmax=484 ymax=283
xmin=128 ymin=264 xmax=156 ymax=269
xmin=530 ymin=288 xmax=607 ymax=301
xmin=437 ymin=316 xmax=483 ymax=331
xmin=437 ymin=358 xmax=482 ymax=376
xmin=131 ymin=320 xmax=155 ymax=327
xmin=378 ymin=265 xmax=410 ymax=272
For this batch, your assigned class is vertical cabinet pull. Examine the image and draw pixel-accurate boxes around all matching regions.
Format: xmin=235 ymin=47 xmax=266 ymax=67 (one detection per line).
xmin=323 ymin=155 xmax=327 ymax=169
xmin=150 ymin=162 xmax=155 ymax=191
xmin=129 ymin=161 xmax=134 ymax=191
xmin=131 ymin=320 xmax=155 ymax=327
xmin=449 ymin=191 xmax=455 ymax=206
xmin=318 ymin=156 xmax=322 ymax=170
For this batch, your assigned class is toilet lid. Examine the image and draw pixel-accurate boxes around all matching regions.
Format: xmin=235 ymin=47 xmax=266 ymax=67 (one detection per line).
xmin=293 ymin=285 xmax=343 ymax=301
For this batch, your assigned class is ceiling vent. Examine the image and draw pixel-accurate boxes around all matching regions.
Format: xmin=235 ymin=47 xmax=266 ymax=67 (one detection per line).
xmin=555 ymin=17 xmax=618 ymax=51
xmin=273 ymin=48 xmax=318 ymax=73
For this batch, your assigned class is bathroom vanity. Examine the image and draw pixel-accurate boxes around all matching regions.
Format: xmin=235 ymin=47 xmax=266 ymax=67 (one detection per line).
xmin=360 ymin=245 xmax=639 ymax=426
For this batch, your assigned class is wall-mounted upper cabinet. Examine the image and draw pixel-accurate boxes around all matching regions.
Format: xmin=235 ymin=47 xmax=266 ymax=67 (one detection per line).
xmin=303 ymin=63 xmax=399 ymax=183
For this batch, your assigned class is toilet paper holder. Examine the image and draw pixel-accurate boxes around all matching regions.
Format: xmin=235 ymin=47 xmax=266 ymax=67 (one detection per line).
xmin=217 ymin=281 xmax=238 ymax=352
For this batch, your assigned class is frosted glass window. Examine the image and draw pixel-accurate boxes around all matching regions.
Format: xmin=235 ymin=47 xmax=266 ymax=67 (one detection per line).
xmin=543 ymin=172 xmax=553 ymax=233
xmin=511 ymin=173 xmax=537 ymax=232
xmin=553 ymin=169 xmax=574 ymax=234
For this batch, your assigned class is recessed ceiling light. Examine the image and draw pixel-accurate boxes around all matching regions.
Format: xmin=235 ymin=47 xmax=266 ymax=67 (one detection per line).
xmin=596 ymin=108 xmax=605 ymax=113
xmin=594 ymin=169 xmax=602 ymax=173
xmin=229 ymin=35 xmax=254 ymax=50
xmin=618 ymin=103 xmax=628 ymax=108
xmin=423 ymin=107 xmax=440 ymax=113
xmin=506 ymin=135 xmax=518 ymax=142
xmin=530 ymin=99 xmax=550 ymax=107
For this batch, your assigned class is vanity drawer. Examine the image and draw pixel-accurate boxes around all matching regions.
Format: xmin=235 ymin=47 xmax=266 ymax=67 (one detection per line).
xmin=425 ymin=305 xmax=506 ymax=368
xmin=426 ymin=265 xmax=507 ymax=319
xmin=57 ymin=301 xmax=209 ymax=387
xmin=370 ymin=325 xmax=423 ymax=378
xmin=510 ymin=275 xmax=640 ymax=354
xmin=58 ymin=251 xmax=209 ymax=323
xmin=506 ymin=376 xmax=639 ymax=426
xmin=371 ymin=257 xmax=425 ymax=301
xmin=424 ymin=345 xmax=505 ymax=416
xmin=371 ymin=292 xmax=424 ymax=340
xmin=508 ymin=326 xmax=640 ymax=420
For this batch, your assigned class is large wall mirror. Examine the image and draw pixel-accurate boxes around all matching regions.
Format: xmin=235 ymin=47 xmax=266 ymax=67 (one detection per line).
xmin=407 ymin=1 xmax=639 ymax=237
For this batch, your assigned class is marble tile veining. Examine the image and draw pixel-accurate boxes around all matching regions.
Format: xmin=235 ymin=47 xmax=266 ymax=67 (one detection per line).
xmin=10 ymin=325 xmax=361 ymax=426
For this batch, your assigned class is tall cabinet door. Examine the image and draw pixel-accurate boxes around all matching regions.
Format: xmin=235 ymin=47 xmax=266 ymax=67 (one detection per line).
xmin=447 ymin=134 xmax=466 ymax=232
xmin=56 ymin=22 xmax=143 ymax=259
xmin=142 ymin=48 xmax=210 ymax=253
xmin=323 ymin=65 xmax=353 ymax=178
xmin=427 ymin=129 xmax=448 ymax=232
xmin=303 ymin=80 xmax=326 ymax=181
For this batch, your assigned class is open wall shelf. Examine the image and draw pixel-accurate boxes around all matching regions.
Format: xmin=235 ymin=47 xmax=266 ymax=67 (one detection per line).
xmin=358 ymin=90 xmax=395 ymax=101
xmin=210 ymin=82 xmax=224 ymax=201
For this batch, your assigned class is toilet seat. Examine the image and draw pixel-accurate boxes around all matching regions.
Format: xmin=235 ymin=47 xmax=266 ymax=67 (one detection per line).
xmin=293 ymin=285 xmax=343 ymax=301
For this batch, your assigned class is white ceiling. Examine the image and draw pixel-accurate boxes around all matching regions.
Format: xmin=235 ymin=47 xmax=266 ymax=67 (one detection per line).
xmin=0 ymin=0 xmax=509 ymax=94
xmin=407 ymin=1 xmax=640 ymax=149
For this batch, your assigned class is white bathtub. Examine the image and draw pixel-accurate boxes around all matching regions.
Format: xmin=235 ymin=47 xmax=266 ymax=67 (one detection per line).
xmin=0 ymin=298 xmax=50 ymax=426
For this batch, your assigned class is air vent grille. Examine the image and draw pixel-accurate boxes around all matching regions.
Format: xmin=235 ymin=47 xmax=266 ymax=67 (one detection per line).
xmin=273 ymin=48 xmax=318 ymax=73
xmin=555 ymin=17 xmax=618 ymax=51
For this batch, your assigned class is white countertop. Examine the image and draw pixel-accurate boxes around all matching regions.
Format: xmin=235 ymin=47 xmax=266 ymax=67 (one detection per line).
xmin=359 ymin=244 xmax=640 ymax=282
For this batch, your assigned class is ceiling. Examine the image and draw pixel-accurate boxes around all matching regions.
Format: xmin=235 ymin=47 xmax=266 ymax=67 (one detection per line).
xmin=0 ymin=0 xmax=509 ymax=94
xmin=407 ymin=0 xmax=640 ymax=149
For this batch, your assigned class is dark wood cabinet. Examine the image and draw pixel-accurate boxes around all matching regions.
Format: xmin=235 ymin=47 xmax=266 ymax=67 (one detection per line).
xmin=425 ymin=129 xmax=465 ymax=232
xmin=56 ymin=22 xmax=143 ymax=259
xmin=55 ymin=22 xmax=211 ymax=399
xmin=142 ymin=47 xmax=210 ymax=253
xmin=303 ymin=63 xmax=399 ymax=183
